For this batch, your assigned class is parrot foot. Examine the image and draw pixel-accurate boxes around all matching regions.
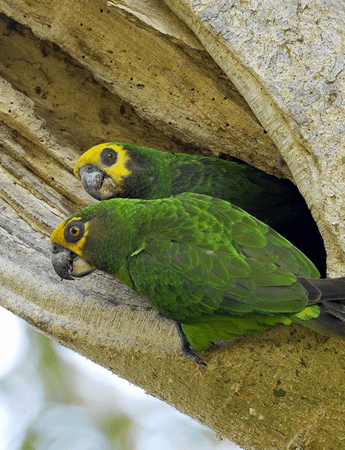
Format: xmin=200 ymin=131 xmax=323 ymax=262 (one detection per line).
xmin=176 ymin=323 xmax=206 ymax=366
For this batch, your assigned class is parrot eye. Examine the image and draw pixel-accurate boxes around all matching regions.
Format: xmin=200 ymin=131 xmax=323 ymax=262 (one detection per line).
xmin=107 ymin=151 xmax=116 ymax=161
xmin=64 ymin=220 xmax=85 ymax=243
xmin=70 ymin=226 xmax=80 ymax=236
xmin=100 ymin=147 xmax=118 ymax=166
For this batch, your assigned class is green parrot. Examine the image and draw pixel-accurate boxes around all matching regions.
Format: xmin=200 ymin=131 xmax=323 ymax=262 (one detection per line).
xmin=50 ymin=192 xmax=345 ymax=365
xmin=74 ymin=142 xmax=326 ymax=275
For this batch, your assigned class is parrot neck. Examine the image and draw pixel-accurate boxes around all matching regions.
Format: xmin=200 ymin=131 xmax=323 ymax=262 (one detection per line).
xmin=123 ymin=148 xmax=175 ymax=199
xmin=84 ymin=199 xmax=144 ymax=288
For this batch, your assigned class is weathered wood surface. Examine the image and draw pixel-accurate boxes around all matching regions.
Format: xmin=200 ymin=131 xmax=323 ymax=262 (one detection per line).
xmin=1 ymin=1 xmax=345 ymax=449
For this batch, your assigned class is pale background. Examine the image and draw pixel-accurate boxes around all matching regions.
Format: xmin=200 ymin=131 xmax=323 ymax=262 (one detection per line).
xmin=0 ymin=307 xmax=242 ymax=450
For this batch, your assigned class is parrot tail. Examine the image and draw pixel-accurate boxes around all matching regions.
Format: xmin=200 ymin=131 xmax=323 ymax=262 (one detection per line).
xmin=297 ymin=277 xmax=345 ymax=338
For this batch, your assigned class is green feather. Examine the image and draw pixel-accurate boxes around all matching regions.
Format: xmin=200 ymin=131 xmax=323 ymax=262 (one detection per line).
xmin=76 ymin=142 xmax=326 ymax=275
xmin=53 ymin=193 xmax=345 ymax=354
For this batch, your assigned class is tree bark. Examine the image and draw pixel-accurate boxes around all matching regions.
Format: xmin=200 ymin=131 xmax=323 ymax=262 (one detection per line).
xmin=1 ymin=1 xmax=345 ymax=449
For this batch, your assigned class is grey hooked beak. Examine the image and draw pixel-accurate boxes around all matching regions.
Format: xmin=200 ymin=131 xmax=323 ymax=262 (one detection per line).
xmin=79 ymin=165 xmax=105 ymax=201
xmin=79 ymin=165 xmax=121 ymax=200
xmin=51 ymin=243 xmax=96 ymax=280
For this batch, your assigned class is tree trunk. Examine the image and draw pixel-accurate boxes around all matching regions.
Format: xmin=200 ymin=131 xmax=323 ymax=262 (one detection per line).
xmin=1 ymin=1 xmax=345 ymax=449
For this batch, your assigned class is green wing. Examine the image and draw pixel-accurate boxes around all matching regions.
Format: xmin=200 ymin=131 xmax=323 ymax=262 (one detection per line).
xmin=127 ymin=195 xmax=319 ymax=324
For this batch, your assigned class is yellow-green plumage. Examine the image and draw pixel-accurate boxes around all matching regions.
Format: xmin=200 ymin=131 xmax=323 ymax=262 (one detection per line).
xmin=51 ymin=193 xmax=345 ymax=363
xmin=74 ymin=142 xmax=326 ymax=275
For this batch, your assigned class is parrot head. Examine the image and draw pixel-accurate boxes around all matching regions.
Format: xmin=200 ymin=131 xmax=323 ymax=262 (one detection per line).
xmin=74 ymin=143 xmax=132 ymax=200
xmin=50 ymin=215 xmax=96 ymax=280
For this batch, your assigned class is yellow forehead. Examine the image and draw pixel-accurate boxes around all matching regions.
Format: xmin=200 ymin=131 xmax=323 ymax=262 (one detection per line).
xmin=74 ymin=143 xmax=131 ymax=180
xmin=50 ymin=216 xmax=88 ymax=257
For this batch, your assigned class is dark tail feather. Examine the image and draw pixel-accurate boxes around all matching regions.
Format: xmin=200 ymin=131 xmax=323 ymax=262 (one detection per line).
xmin=297 ymin=277 xmax=345 ymax=338
xmin=297 ymin=277 xmax=345 ymax=302
xmin=308 ymin=302 xmax=345 ymax=338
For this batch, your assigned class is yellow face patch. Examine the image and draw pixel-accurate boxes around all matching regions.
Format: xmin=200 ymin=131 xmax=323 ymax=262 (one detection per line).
xmin=50 ymin=216 xmax=89 ymax=257
xmin=74 ymin=142 xmax=131 ymax=185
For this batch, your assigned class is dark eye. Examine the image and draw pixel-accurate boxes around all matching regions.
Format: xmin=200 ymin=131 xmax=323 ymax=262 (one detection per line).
xmin=69 ymin=226 xmax=80 ymax=237
xmin=64 ymin=220 xmax=84 ymax=243
xmin=100 ymin=147 xmax=118 ymax=166
xmin=107 ymin=150 xmax=116 ymax=162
